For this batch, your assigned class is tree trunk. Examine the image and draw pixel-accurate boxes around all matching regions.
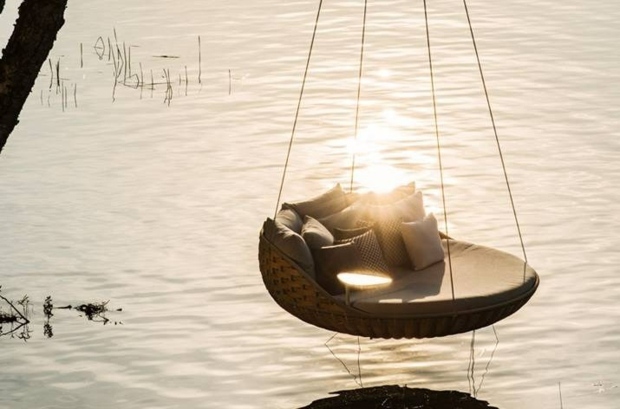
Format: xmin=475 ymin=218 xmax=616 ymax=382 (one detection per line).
xmin=0 ymin=0 xmax=68 ymax=155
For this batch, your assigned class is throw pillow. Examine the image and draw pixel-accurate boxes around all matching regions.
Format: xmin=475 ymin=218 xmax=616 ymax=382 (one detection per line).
xmin=262 ymin=218 xmax=314 ymax=276
xmin=282 ymin=183 xmax=348 ymax=219
xmin=301 ymin=216 xmax=335 ymax=249
xmin=312 ymin=242 xmax=360 ymax=295
xmin=333 ymin=220 xmax=374 ymax=241
xmin=400 ymin=213 xmax=445 ymax=270
xmin=275 ymin=208 xmax=303 ymax=234
xmin=357 ymin=190 xmax=425 ymax=268
xmin=393 ymin=190 xmax=426 ymax=222
xmin=334 ymin=229 xmax=391 ymax=275
xmin=368 ymin=213 xmax=411 ymax=268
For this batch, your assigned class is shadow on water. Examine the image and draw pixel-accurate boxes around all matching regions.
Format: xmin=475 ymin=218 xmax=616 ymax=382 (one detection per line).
xmin=298 ymin=385 xmax=499 ymax=409
xmin=0 ymin=288 xmax=122 ymax=340
xmin=316 ymin=328 xmax=501 ymax=408
xmin=325 ymin=327 xmax=500 ymax=397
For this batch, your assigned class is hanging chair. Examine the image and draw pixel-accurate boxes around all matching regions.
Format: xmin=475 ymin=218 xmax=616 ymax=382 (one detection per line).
xmin=258 ymin=0 xmax=539 ymax=339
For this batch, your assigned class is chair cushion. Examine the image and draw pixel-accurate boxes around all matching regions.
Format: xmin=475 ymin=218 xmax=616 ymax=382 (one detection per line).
xmin=341 ymin=240 xmax=538 ymax=317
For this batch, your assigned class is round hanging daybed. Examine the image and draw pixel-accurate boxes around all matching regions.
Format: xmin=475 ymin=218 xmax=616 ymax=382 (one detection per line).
xmin=258 ymin=0 xmax=539 ymax=339
xmin=259 ymin=187 xmax=538 ymax=339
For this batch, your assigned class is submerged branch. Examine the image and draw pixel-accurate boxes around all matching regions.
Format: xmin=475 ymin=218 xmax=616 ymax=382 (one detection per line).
xmin=0 ymin=294 xmax=29 ymax=323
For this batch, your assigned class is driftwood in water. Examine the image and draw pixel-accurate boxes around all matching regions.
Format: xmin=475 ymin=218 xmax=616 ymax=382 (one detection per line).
xmin=0 ymin=0 xmax=68 ymax=154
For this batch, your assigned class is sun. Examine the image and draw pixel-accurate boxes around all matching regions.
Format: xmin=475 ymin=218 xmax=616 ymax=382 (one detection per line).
xmin=344 ymin=112 xmax=414 ymax=193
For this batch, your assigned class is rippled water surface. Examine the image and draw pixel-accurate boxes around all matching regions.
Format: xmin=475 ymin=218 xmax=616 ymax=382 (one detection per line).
xmin=1 ymin=0 xmax=619 ymax=408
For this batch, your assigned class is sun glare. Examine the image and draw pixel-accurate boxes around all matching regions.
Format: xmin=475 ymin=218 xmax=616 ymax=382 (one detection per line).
xmin=355 ymin=164 xmax=409 ymax=193
xmin=345 ymin=117 xmax=414 ymax=193
xmin=378 ymin=68 xmax=392 ymax=78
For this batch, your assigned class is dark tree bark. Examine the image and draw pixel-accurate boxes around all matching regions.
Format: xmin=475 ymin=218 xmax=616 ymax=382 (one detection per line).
xmin=0 ymin=0 xmax=68 ymax=155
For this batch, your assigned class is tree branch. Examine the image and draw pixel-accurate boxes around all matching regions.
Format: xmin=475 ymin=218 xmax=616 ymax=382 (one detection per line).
xmin=0 ymin=0 xmax=68 ymax=154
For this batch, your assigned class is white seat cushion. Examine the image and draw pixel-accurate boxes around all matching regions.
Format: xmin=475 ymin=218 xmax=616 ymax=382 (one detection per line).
xmin=339 ymin=240 xmax=538 ymax=317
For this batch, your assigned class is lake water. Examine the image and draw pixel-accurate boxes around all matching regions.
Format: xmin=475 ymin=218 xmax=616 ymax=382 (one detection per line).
xmin=1 ymin=0 xmax=619 ymax=408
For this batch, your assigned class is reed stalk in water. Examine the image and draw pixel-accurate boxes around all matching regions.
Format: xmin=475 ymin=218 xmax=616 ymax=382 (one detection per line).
xmin=55 ymin=59 xmax=60 ymax=92
xmin=48 ymin=58 xmax=53 ymax=89
xmin=198 ymin=35 xmax=202 ymax=84
xmin=163 ymin=68 xmax=173 ymax=105
xmin=139 ymin=62 xmax=144 ymax=99
xmin=94 ymin=36 xmax=105 ymax=59
xmin=123 ymin=42 xmax=128 ymax=82
xmin=128 ymin=45 xmax=132 ymax=78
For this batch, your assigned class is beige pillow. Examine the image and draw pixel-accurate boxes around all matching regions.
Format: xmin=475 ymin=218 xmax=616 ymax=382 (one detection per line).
xmin=400 ymin=213 xmax=445 ymax=270
xmin=389 ymin=190 xmax=425 ymax=222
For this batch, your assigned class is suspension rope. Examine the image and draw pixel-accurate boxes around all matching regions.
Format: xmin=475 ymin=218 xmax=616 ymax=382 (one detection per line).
xmin=350 ymin=0 xmax=369 ymax=193
xmin=423 ymin=0 xmax=456 ymax=304
xmin=462 ymin=0 xmax=528 ymax=270
xmin=274 ymin=0 xmax=325 ymax=218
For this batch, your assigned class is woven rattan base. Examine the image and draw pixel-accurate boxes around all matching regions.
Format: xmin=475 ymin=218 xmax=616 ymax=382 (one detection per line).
xmin=259 ymin=234 xmax=538 ymax=339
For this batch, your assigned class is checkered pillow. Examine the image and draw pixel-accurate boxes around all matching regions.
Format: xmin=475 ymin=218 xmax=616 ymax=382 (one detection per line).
xmin=359 ymin=191 xmax=425 ymax=268
xmin=370 ymin=214 xmax=411 ymax=268
xmin=335 ymin=229 xmax=390 ymax=274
